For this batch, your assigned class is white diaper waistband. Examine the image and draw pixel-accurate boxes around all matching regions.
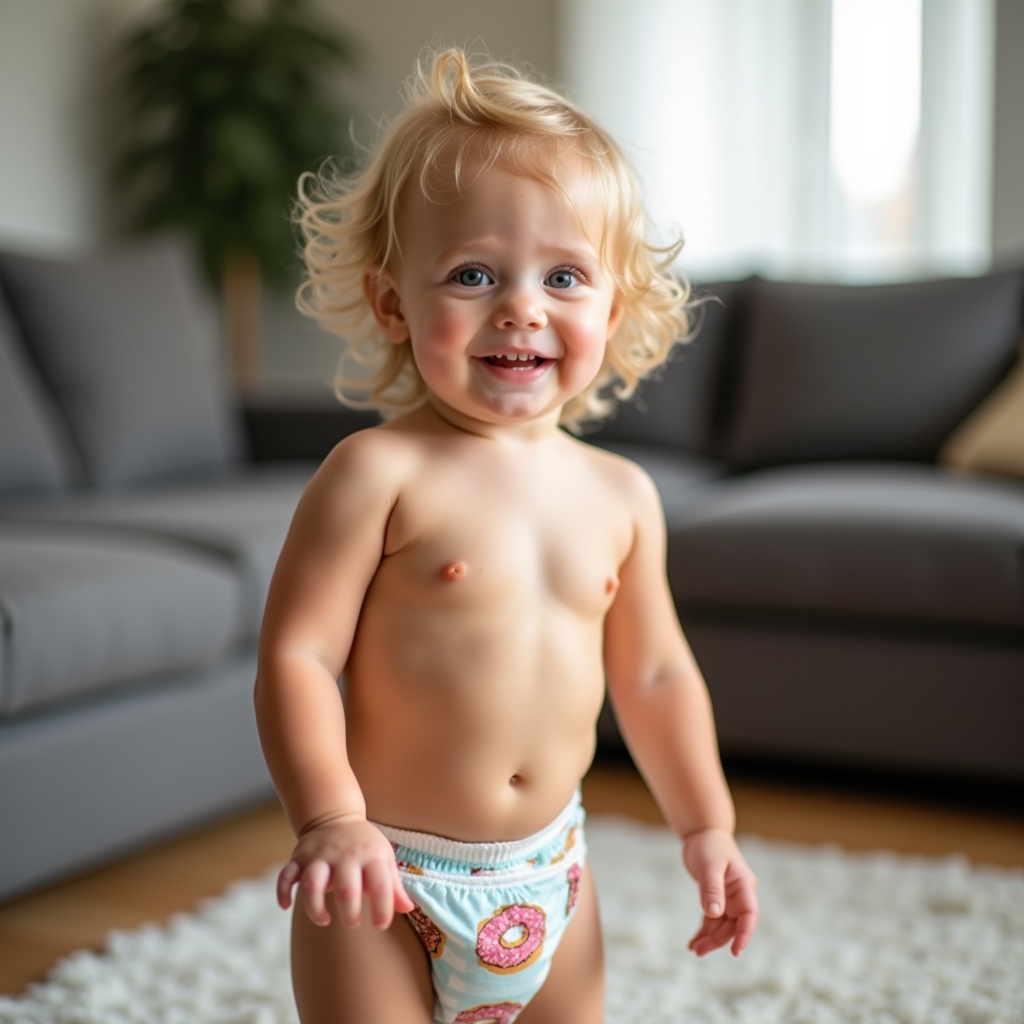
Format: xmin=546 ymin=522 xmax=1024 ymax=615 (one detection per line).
xmin=373 ymin=787 xmax=583 ymax=869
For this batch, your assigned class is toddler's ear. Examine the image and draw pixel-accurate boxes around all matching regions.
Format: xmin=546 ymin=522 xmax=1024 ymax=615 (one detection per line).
xmin=607 ymin=291 xmax=627 ymax=340
xmin=363 ymin=268 xmax=410 ymax=344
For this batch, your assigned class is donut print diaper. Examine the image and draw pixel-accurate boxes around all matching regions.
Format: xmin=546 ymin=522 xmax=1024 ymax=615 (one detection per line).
xmin=375 ymin=790 xmax=587 ymax=1024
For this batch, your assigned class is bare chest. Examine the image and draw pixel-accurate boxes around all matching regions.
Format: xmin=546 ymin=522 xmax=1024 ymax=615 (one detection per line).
xmin=377 ymin=463 xmax=630 ymax=617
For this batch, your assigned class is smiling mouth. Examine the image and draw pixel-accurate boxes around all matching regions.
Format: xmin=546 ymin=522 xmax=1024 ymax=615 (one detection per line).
xmin=484 ymin=353 xmax=550 ymax=370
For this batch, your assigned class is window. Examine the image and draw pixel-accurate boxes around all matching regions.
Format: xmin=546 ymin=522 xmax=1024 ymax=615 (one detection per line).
xmin=556 ymin=0 xmax=995 ymax=281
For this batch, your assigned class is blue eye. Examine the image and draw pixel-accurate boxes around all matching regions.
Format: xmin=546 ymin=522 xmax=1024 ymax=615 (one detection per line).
xmin=453 ymin=266 xmax=493 ymax=287
xmin=546 ymin=268 xmax=579 ymax=289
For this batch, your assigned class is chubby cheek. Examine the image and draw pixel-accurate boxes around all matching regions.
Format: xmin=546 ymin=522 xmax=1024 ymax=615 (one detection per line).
xmin=408 ymin=307 xmax=473 ymax=375
xmin=558 ymin=312 xmax=613 ymax=389
xmin=421 ymin=306 xmax=472 ymax=350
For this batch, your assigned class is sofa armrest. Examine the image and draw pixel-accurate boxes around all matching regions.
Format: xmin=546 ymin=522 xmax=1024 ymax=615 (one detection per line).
xmin=240 ymin=393 xmax=381 ymax=463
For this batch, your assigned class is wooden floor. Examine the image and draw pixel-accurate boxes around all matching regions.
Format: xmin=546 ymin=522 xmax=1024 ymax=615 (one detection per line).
xmin=2 ymin=758 xmax=1022 ymax=997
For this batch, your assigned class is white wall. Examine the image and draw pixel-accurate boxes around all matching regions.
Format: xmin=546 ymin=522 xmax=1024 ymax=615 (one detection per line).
xmin=0 ymin=0 xmax=117 ymax=249
xmin=321 ymin=0 xmax=556 ymax=134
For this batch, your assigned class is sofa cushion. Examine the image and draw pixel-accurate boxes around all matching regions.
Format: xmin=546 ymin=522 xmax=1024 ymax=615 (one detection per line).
xmin=726 ymin=271 xmax=1024 ymax=467
xmin=0 ymin=286 xmax=78 ymax=495
xmin=668 ymin=465 xmax=1024 ymax=630
xmin=0 ymin=525 xmax=242 ymax=719
xmin=0 ymin=235 xmax=243 ymax=488
xmin=587 ymin=279 xmax=744 ymax=454
xmin=1 ymin=465 xmax=313 ymax=640
xmin=0 ymin=654 xmax=270 ymax=901
xmin=940 ymin=338 xmax=1024 ymax=482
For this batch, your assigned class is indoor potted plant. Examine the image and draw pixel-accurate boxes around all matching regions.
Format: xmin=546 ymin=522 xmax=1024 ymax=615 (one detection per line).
xmin=114 ymin=0 xmax=358 ymax=382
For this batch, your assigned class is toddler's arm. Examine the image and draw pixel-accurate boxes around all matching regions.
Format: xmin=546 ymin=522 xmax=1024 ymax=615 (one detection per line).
xmin=254 ymin=431 xmax=413 ymax=928
xmin=603 ymin=464 xmax=758 ymax=956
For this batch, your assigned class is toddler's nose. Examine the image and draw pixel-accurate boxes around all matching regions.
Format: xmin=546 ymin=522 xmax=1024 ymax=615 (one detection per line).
xmin=494 ymin=286 xmax=546 ymax=330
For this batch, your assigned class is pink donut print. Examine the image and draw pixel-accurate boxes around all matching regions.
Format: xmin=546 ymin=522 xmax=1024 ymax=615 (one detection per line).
xmin=476 ymin=903 xmax=546 ymax=974
xmin=454 ymin=1002 xmax=523 ymax=1024
xmin=566 ymin=861 xmax=582 ymax=915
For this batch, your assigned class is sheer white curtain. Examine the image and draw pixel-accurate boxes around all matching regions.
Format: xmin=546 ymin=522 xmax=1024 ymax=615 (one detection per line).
xmin=555 ymin=0 xmax=995 ymax=282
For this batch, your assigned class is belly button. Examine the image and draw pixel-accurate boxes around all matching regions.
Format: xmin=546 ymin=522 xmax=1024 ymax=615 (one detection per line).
xmin=441 ymin=560 xmax=468 ymax=581
xmin=509 ymin=773 xmax=522 ymax=787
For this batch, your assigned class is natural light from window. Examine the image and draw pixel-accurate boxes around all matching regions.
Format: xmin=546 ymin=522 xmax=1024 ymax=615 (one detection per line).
xmin=829 ymin=0 xmax=921 ymax=206
xmin=557 ymin=0 xmax=994 ymax=282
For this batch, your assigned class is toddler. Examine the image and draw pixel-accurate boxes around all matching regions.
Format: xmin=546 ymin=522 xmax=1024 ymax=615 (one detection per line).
xmin=254 ymin=48 xmax=758 ymax=1024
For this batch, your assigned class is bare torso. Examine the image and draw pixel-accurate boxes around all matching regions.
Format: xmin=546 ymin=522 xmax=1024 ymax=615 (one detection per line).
xmin=342 ymin=409 xmax=636 ymax=841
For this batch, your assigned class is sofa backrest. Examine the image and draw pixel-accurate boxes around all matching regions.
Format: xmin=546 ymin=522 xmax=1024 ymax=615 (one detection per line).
xmin=0 ymin=286 xmax=79 ymax=495
xmin=586 ymin=278 xmax=746 ymax=455
xmin=722 ymin=270 xmax=1024 ymax=468
xmin=0 ymin=235 xmax=243 ymax=494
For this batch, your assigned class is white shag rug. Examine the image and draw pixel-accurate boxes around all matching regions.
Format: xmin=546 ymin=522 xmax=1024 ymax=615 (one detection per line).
xmin=2 ymin=818 xmax=1022 ymax=1024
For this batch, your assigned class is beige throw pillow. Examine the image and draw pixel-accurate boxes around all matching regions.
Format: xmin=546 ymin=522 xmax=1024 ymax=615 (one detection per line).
xmin=940 ymin=338 xmax=1024 ymax=479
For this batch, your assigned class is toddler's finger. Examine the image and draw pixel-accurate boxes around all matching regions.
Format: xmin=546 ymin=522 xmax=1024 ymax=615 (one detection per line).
xmin=731 ymin=907 xmax=759 ymax=956
xmin=699 ymin=865 xmax=727 ymax=918
xmin=277 ymin=861 xmax=301 ymax=910
xmin=300 ymin=860 xmax=333 ymax=927
xmin=688 ymin=914 xmax=729 ymax=956
xmin=333 ymin=858 xmax=364 ymax=928
xmin=393 ymin=871 xmax=415 ymax=914
xmin=362 ymin=858 xmax=396 ymax=929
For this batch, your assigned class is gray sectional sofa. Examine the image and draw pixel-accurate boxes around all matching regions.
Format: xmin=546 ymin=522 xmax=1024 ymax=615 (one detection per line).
xmin=1 ymin=232 xmax=1021 ymax=902
xmin=590 ymin=270 xmax=1024 ymax=785
xmin=0 ymin=236 xmax=316 ymax=901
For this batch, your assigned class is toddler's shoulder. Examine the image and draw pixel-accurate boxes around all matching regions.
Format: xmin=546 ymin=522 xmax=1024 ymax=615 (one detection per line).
xmin=302 ymin=422 xmax=423 ymax=510
xmin=571 ymin=438 xmax=664 ymax=518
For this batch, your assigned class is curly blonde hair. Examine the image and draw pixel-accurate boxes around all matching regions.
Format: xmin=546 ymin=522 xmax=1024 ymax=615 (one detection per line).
xmin=295 ymin=48 xmax=692 ymax=430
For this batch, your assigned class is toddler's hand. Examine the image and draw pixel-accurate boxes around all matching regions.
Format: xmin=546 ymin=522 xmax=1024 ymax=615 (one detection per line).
xmin=682 ymin=828 xmax=759 ymax=957
xmin=276 ymin=816 xmax=415 ymax=929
